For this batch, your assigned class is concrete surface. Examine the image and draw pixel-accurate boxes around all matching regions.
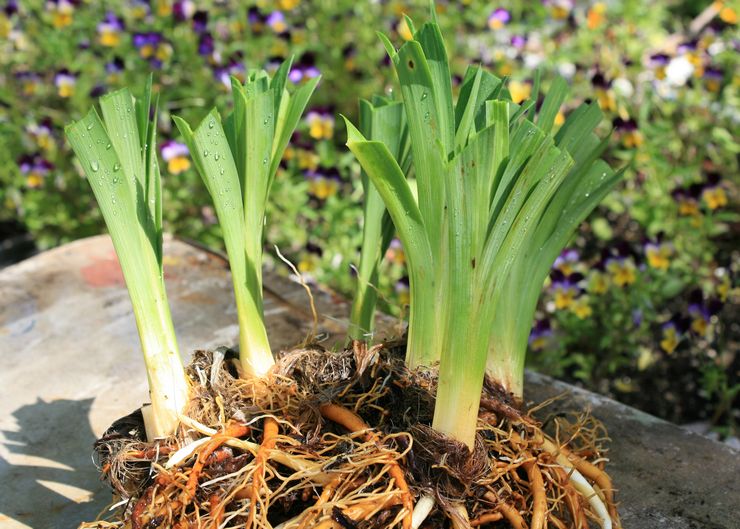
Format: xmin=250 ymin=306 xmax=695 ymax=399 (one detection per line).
xmin=0 ymin=236 xmax=737 ymax=528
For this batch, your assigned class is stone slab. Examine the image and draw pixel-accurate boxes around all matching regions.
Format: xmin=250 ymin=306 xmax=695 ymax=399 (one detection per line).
xmin=0 ymin=236 xmax=737 ymax=528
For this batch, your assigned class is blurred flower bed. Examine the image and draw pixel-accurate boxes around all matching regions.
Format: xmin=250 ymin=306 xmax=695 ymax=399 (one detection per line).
xmin=1 ymin=0 xmax=738 ymax=434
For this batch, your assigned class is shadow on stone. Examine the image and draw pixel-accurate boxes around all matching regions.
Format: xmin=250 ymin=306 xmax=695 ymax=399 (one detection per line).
xmin=0 ymin=398 xmax=111 ymax=527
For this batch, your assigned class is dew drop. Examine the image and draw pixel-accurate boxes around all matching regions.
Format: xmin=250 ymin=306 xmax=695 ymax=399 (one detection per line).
xmin=86 ymin=122 xmax=94 ymax=130
xmin=214 ymin=153 xmax=220 ymax=161
xmin=110 ymin=194 xmax=117 ymax=204
xmin=112 ymin=176 xmax=119 ymax=184
xmin=584 ymin=192 xmax=590 ymax=198
xmin=424 ymin=111 xmax=430 ymax=121
xmin=420 ymin=92 xmax=428 ymax=101
xmin=203 ymin=149 xmax=209 ymax=157
xmin=113 ymin=162 xmax=120 ymax=172
xmin=208 ymin=120 xmax=215 ymax=129
xmin=262 ymin=157 xmax=268 ymax=165
xmin=105 ymin=143 xmax=112 ymax=150
xmin=220 ymin=168 xmax=225 ymax=175
xmin=90 ymin=160 xmax=99 ymax=172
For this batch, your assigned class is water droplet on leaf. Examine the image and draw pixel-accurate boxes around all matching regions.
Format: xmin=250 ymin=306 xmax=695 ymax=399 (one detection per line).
xmin=90 ymin=160 xmax=99 ymax=172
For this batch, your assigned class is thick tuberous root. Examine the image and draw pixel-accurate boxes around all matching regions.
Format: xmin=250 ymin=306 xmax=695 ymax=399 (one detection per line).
xmin=80 ymin=346 xmax=620 ymax=529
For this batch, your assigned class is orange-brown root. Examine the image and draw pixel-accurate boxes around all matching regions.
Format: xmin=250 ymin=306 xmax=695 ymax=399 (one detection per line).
xmin=245 ymin=416 xmax=279 ymax=528
xmin=523 ymin=457 xmax=546 ymax=529
xmin=319 ymin=402 xmax=413 ymax=529
xmin=183 ymin=421 xmax=249 ymax=503
xmin=554 ymin=467 xmax=586 ymax=529
xmin=556 ymin=443 xmax=618 ymax=523
xmin=470 ymin=512 xmax=504 ymax=526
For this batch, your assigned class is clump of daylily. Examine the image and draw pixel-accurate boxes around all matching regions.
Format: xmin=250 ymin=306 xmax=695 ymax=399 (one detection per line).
xmin=346 ymin=11 xmax=623 ymax=526
xmin=174 ymin=58 xmax=319 ymax=377
xmin=66 ymin=79 xmax=189 ymax=439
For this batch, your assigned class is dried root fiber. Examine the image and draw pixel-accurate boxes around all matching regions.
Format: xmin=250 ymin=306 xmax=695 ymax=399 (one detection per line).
xmin=80 ymin=343 xmax=620 ymax=529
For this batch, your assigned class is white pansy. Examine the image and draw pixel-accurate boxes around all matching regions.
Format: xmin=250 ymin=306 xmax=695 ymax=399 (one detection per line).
xmin=612 ymin=78 xmax=634 ymax=97
xmin=665 ymin=56 xmax=694 ymax=87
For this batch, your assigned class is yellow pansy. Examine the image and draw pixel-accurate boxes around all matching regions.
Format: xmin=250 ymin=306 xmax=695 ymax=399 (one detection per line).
xmin=660 ymin=325 xmax=679 ymax=354
xmin=167 ymin=156 xmax=191 ymax=175
xmin=508 ymin=80 xmax=531 ymax=104
xmin=571 ymin=297 xmax=593 ymax=319
xmin=587 ymin=2 xmax=607 ymax=30
xmin=645 ymin=243 xmax=672 ymax=271
xmin=607 ymin=258 xmax=636 ymax=287
xmin=702 ymin=187 xmax=727 ymax=210
xmin=588 ymin=271 xmax=609 ymax=295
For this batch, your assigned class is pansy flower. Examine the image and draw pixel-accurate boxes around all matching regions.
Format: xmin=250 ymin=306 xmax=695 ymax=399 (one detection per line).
xmin=198 ymin=32 xmax=215 ymax=57
xmin=508 ymin=80 xmax=531 ymax=104
xmin=687 ymin=290 xmax=722 ymax=337
xmin=89 ymin=84 xmax=107 ymax=98
xmin=0 ymin=1 xmax=17 ymax=37
xmin=306 ymin=109 xmax=334 ymax=140
xmin=671 ymin=185 xmax=702 ymax=218
xmin=267 ymin=11 xmax=287 ymax=34
xmin=26 ymin=118 xmax=55 ymax=151
xmin=586 ymin=2 xmax=607 ymax=30
xmin=385 ymin=238 xmax=405 ymax=266
xmin=587 ymin=269 xmax=609 ymax=295
xmin=659 ymin=320 xmax=681 ymax=354
xmin=511 ymin=34 xmax=527 ymax=50
xmin=528 ymin=319 xmax=552 ymax=351
xmin=4 ymin=0 xmax=18 ymax=16
xmin=289 ymin=145 xmax=319 ymax=171
xmin=55 ymin=69 xmax=76 ymax=98
xmin=18 ymin=154 xmax=53 ymax=188
xmin=701 ymin=172 xmax=727 ymax=210
xmin=664 ymin=55 xmax=694 ymax=87
xmin=553 ymin=249 xmax=580 ymax=275
xmin=132 ymin=32 xmax=172 ymax=67
xmin=550 ymin=270 xmax=584 ymax=310
xmin=703 ymin=66 xmax=724 ymax=92
xmin=543 ymin=0 xmax=574 ymax=20
xmin=605 ymin=256 xmax=637 ymax=287
xmin=97 ymin=11 xmax=124 ymax=47
xmin=305 ymin=168 xmax=341 ymax=200
xmin=487 ymin=8 xmax=510 ymax=30
xmin=193 ymin=10 xmax=208 ymax=33
xmin=613 ymin=117 xmax=643 ymax=148
xmin=105 ymin=56 xmax=125 ymax=82
xmin=278 ymin=0 xmax=300 ymax=9
xmin=47 ymin=0 xmax=75 ymax=29
xmin=395 ymin=276 xmax=410 ymax=306
xmin=343 ymin=44 xmax=358 ymax=74
xmin=288 ymin=53 xmax=320 ymax=83
xmin=247 ymin=7 xmax=266 ymax=32
xmin=714 ymin=268 xmax=731 ymax=303
xmin=128 ymin=0 xmax=150 ymax=20
xmin=160 ymin=141 xmax=191 ymax=175
xmin=298 ymin=242 xmax=322 ymax=274
xmin=213 ymin=57 xmax=245 ymax=88
xmin=648 ymin=53 xmax=670 ymax=80
xmin=571 ymin=296 xmax=592 ymax=319
xmin=591 ymin=72 xmax=616 ymax=112
xmin=16 ymin=71 xmax=41 ymax=95
xmin=718 ymin=2 xmax=738 ymax=24
xmin=644 ymin=238 xmax=673 ymax=271
xmin=172 ymin=0 xmax=195 ymax=22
